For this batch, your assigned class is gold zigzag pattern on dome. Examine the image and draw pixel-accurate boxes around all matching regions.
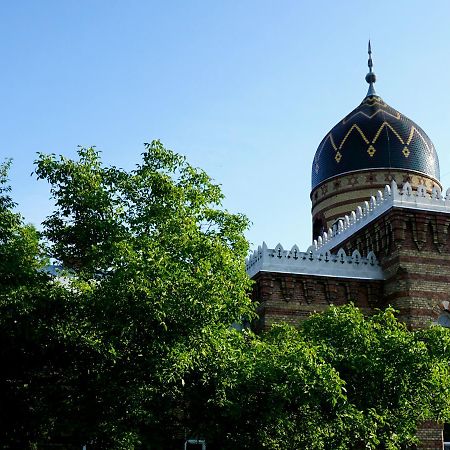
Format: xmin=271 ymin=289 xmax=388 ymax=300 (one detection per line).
xmin=316 ymin=133 xmax=338 ymax=153
xmin=339 ymin=124 xmax=370 ymax=149
xmin=315 ymin=121 xmax=433 ymax=165
xmin=407 ymin=127 xmax=432 ymax=153
xmin=372 ymin=121 xmax=404 ymax=144
xmin=372 ymin=123 xmax=432 ymax=152
xmin=343 ymin=108 xmax=401 ymax=124
xmin=364 ymin=97 xmax=382 ymax=104
xmin=360 ymin=97 xmax=385 ymax=108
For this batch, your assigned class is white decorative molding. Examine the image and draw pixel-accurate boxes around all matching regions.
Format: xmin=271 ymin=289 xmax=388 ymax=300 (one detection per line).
xmin=247 ymin=181 xmax=450 ymax=280
xmin=245 ymin=242 xmax=383 ymax=280
xmin=315 ymin=180 xmax=450 ymax=252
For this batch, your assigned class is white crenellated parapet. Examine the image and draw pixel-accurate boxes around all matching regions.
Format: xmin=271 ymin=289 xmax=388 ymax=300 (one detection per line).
xmin=315 ymin=180 xmax=450 ymax=252
xmin=245 ymin=242 xmax=383 ymax=280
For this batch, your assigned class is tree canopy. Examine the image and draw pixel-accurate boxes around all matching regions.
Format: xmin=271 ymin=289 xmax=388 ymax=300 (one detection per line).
xmin=186 ymin=305 xmax=450 ymax=449
xmin=1 ymin=142 xmax=450 ymax=449
xmin=32 ymin=142 xmax=254 ymax=447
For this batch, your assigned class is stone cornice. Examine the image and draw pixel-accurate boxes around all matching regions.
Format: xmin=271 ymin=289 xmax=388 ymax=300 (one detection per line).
xmin=246 ymin=242 xmax=383 ymax=280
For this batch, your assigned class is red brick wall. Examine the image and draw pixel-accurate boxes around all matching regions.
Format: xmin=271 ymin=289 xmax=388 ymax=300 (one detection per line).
xmin=333 ymin=208 xmax=450 ymax=329
xmin=251 ymin=272 xmax=382 ymax=331
xmin=251 ymin=206 xmax=450 ymax=449
xmin=331 ymin=207 xmax=450 ymax=449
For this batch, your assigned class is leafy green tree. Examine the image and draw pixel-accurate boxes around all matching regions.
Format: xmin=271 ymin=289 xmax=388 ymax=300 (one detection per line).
xmin=302 ymin=304 xmax=450 ymax=449
xmin=32 ymin=141 xmax=254 ymax=447
xmin=0 ymin=158 xmax=52 ymax=446
xmin=3 ymin=143 xmax=450 ymax=449
xmin=189 ymin=305 xmax=450 ymax=450
xmin=0 ymin=159 xmax=44 ymax=286
xmin=182 ymin=325 xmax=359 ymax=450
xmin=0 ymin=159 xmax=95 ymax=448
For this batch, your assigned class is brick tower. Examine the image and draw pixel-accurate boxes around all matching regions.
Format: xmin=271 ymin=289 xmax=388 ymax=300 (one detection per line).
xmin=310 ymin=41 xmax=440 ymax=240
xmin=246 ymin=44 xmax=449 ymax=449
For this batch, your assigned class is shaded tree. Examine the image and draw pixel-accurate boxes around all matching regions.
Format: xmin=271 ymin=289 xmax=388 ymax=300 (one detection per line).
xmin=2 ymin=144 xmax=450 ymax=449
xmin=32 ymin=142 xmax=254 ymax=447
xmin=0 ymin=159 xmax=98 ymax=448
xmin=187 ymin=305 xmax=450 ymax=449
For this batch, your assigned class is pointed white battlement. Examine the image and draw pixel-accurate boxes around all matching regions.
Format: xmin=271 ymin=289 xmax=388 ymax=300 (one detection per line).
xmin=246 ymin=182 xmax=450 ymax=280
xmin=245 ymin=243 xmax=383 ymax=280
xmin=314 ymin=181 xmax=450 ymax=252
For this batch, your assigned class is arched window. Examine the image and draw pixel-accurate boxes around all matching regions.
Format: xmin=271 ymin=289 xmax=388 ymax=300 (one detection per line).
xmin=312 ymin=217 xmax=325 ymax=240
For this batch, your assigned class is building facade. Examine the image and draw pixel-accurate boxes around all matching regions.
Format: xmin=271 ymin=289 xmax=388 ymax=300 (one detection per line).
xmin=246 ymin=45 xmax=450 ymax=450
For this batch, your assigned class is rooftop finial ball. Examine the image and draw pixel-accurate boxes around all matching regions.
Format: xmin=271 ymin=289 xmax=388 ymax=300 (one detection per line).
xmin=366 ymin=72 xmax=376 ymax=84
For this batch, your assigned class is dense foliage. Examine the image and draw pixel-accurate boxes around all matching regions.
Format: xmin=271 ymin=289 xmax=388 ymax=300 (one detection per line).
xmin=33 ymin=142 xmax=254 ymax=448
xmin=187 ymin=306 xmax=450 ymax=449
xmin=0 ymin=159 xmax=90 ymax=447
xmin=1 ymin=143 xmax=450 ymax=449
xmin=1 ymin=143 xmax=254 ymax=448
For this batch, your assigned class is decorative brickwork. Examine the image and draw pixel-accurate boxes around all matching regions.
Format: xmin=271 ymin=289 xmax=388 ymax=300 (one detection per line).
xmin=314 ymin=180 xmax=450 ymax=254
xmin=311 ymin=170 xmax=440 ymax=239
xmin=248 ymin=181 xmax=450 ymax=449
xmin=250 ymin=271 xmax=383 ymax=332
xmin=248 ymin=182 xmax=450 ymax=330
xmin=416 ymin=422 xmax=443 ymax=450
xmin=322 ymin=194 xmax=450 ymax=330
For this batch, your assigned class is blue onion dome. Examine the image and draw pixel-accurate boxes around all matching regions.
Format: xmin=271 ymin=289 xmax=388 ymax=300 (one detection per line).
xmin=311 ymin=44 xmax=440 ymax=190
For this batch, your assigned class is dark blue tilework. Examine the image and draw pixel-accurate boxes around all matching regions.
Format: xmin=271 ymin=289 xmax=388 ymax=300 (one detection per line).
xmin=311 ymin=95 xmax=440 ymax=189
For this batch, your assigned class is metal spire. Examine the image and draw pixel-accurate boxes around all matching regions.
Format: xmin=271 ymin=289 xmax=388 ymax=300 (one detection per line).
xmin=365 ymin=40 xmax=377 ymax=97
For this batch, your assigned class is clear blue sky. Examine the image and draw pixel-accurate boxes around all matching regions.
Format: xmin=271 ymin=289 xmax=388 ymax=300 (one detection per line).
xmin=2 ymin=0 xmax=450 ymax=251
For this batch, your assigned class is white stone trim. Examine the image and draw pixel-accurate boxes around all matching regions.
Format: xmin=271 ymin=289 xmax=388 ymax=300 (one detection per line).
xmin=246 ymin=242 xmax=383 ymax=280
xmin=315 ymin=180 xmax=450 ymax=252
xmin=247 ymin=181 xmax=450 ymax=280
